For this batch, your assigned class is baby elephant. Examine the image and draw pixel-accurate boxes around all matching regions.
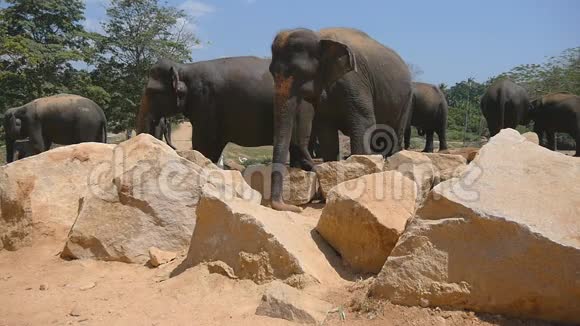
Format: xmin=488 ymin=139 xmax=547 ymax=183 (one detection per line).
xmin=530 ymin=92 xmax=580 ymax=157
xmin=3 ymin=94 xmax=107 ymax=163
xmin=405 ymin=82 xmax=449 ymax=152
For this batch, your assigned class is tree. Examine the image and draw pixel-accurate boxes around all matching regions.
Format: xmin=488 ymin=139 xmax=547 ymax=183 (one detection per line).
xmin=94 ymin=0 xmax=199 ymax=132
xmin=495 ymin=47 xmax=580 ymax=98
xmin=445 ymin=78 xmax=487 ymax=142
xmin=0 ymin=0 xmax=94 ymax=110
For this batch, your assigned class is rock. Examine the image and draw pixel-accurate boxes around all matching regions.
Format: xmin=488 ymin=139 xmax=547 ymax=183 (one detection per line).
xmin=315 ymin=155 xmax=383 ymax=198
xmin=180 ymin=188 xmax=343 ymax=286
xmin=255 ymin=281 xmax=333 ymax=324
xmin=369 ymin=129 xmax=580 ymax=324
xmin=223 ymin=159 xmax=246 ymax=172
xmin=243 ymin=164 xmax=318 ymax=205
xmin=316 ymin=171 xmax=417 ymax=274
xmin=423 ymin=152 xmax=467 ymax=182
xmin=439 ymin=147 xmax=479 ymax=163
xmin=39 ymin=284 xmax=48 ymax=291
xmin=61 ymin=134 xmax=261 ymax=263
xmin=69 ymin=306 xmax=81 ymax=317
xmin=149 ymin=247 xmax=177 ymax=267
xmin=78 ymin=282 xmax=96 ymax=291
xmin=522 ymin=132 xmax=539 ymax=145
xmin=385 ymin=150 xmax=436 ymax=205
xmin=177 ymin=150 xmax=219 ymax=170
xmin=206 ymin=261 xmax=238 ymax=279
xmin=0 ymin=143 xmax=115 ymax=251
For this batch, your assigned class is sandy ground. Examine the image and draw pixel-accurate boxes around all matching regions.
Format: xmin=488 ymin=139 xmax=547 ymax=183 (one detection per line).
xmin=0 ymin=123 xmax=561 ymax=325
xmin=170 ymin=122 xmax=193 ymax=151
xmin=0 ymin=204 xmax=554 ymax=326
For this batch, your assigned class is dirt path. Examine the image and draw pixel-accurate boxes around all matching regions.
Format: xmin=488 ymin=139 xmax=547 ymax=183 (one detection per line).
xmin=171 ymin=122 xmax=192 ymax=151
xmin=0 ymin=204 xmax=552 ymax=326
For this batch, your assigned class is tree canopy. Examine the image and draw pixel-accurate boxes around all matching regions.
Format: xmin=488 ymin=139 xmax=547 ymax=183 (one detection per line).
xmin=0 ymin=0 xmax=198 ymax=133
xmin=0 ymin=0 xmax=578 ymax=144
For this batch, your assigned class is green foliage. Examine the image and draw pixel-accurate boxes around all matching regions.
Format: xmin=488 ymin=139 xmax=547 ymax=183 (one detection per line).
xmin=0 ymin=0 xmax=198 ymax=135
xmin=92 ymin=0 xmax=199 ymax=131
xmin=495 ymin=47 xmax=580 ymax=99
xmin=0 ymin=0 xmax=93 ymax=109
xmin=441 ymin=78 xmax=487 ymax=143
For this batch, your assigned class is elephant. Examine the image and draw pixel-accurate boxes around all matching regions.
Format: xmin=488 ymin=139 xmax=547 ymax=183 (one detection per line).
xmin=152 ymin=116 xmax=175 ymax=149
xmin=136 ymin=56 xmax=316 ymax=169
xmin=269 ymin=27 xmax=413 ymax=212
xmin=3 ymin=94 xmax=107 ymax=163
xmin=480 ymin=79 xmax=531 ymax=136
xmin=404 ymin=82 xmax=449 ymax=152
xmin=529 ymin=92 xmax=580 ymax=156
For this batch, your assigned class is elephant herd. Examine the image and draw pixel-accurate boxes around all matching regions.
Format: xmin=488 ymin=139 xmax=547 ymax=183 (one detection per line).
xmin=3 ymin=27 xmax=579 ymax=212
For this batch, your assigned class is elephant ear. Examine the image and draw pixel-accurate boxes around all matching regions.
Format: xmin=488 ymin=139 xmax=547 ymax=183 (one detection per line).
xmin=319 ymin=39 xmax=357 ymax=88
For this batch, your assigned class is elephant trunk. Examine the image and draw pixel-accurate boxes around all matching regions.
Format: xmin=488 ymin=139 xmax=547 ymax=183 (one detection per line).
xmin=271 ymin=75 xmax=302 ymax=213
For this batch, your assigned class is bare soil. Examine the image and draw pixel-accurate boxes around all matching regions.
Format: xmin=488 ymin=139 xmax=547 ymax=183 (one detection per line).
xmin=0 ymin=204 xmax=554 ymax=326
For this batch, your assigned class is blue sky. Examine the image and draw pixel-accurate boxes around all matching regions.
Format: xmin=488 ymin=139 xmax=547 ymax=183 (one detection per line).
xmin=84 ymin=0 xmax=580 ymax=85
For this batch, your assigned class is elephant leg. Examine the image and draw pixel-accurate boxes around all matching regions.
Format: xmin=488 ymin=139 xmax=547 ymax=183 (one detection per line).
xmin=575 ymin=130 xmax=580 ymax=157
xmin=28 ymin=126 xmax=45 ymax=155
xmin=546 ymin=131 xmax=556 ymax=151
xmin=422 ymin=130 xmax=435 ymax=152
xmin=404 ymin=127 xmax=411 ymax=150
xmin=318 ymin=124 xmax=340 ymax=162
xmin=437 ymin=128 xmax=448 ymax=151
xmin=44 ymin=139 xmax=52 ymax=151
xmin=289 ymin=144 xmax=303 ymax=168
xmin=350 ymin=116 xmax=376 ymax=155
xmin=164 ymin=124 xmax=176 ymax=150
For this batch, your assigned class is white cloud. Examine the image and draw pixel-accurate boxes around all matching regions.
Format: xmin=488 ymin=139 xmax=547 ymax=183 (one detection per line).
xmin=178 ymin=1 xmax=215 ymax=18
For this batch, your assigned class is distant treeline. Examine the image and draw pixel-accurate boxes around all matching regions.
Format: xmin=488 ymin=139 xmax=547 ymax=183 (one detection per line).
xmin=1 ymin=0 xmax=578 ymax=145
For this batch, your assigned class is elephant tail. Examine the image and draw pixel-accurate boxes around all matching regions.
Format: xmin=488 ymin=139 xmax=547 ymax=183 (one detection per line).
xmin=417 ymin=128 xmax=426 ymax=136
xmin=498 ymin=90 xmax=507 ymax=130
xmin=101 ymin=122 xmax=108 ymax=143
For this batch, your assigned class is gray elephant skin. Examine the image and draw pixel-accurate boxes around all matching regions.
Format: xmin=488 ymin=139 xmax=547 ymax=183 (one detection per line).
xmin=405 ymin=82 xmax=448 ymax=152
xmin=3 ymin=94 xmax=107 ymax=163
xmin=480 ymin=79 xmax=531 ymax=136
xmin=268 ymin=27 xmax=413 ymax=212
xmin=136 ymin=56 xmax=315 ymax=168
xmin=530 ymin=92 xmax=580 ymax=156
xmin=152 ymin=116 xmax=175 ymax=150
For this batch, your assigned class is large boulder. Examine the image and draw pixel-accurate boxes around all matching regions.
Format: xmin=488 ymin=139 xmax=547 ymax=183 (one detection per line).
xmin=0 ymin=143 xmax=115 ymax=251
xmin=61 ymin=134 xmax=260 ymax=263
xmin=255 ymin=281 xmax=333 ymax=324
xmin=439 ymin=147 xmax=479 ymax=163
xmin=316 ymin=171 xmax=417 ymax=274
xmin=243 ymin=164 xmax=318 ymax=206
xmin=422 ymin=152 xmax=467 ymax=182
xmin=180 ymin=187 xmax=344 ymax=286
xmin=385 ymin=150 xmax=436 ymax=205
xmin=315 ymin=155 xmax=383 ymax=198
xmin=177 ymin=150 xmax=219 ymax=170
xmin=521 ymin=131 xmax=539 ymax=145
xmin=369 ymin=129 xmax=580 ymax=324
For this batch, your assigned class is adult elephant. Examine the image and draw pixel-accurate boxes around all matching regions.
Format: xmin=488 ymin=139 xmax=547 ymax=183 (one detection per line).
xmin=480 ymin=79 xmax=531 ymax=136
xmin=530 ymin=92 xmax=580 ymax=156
xmin=136 ymin=57 xmax=315 ymax=169
xmin=269 ymin=27 xmax=413 ymax=212
xmin=3 ymin=94 xmax=107 ymax=163
xmin=404 ymin=82 xmax=448 ymax=152
xmin=153 ymin=116 xmax=176 ymax=150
